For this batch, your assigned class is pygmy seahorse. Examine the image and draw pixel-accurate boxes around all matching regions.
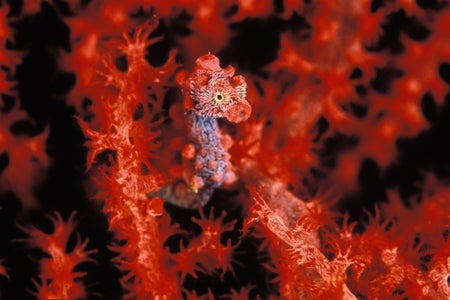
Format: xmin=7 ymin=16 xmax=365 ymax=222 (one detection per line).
xmin=152 ymin=54 xmax=251 ymax=208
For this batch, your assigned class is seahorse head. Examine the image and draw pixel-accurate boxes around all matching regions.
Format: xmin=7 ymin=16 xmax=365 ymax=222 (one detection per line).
xmin=176 ymin=53 xmax=251 ymax=123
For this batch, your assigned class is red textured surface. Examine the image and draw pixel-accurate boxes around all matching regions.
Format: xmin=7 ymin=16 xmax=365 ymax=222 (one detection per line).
xmin=0 ymin=0 xmax=449 ymax=299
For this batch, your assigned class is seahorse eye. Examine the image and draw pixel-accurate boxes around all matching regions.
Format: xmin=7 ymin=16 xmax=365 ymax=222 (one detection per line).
xmin=214 ymin=91 xmax=230 ymax=104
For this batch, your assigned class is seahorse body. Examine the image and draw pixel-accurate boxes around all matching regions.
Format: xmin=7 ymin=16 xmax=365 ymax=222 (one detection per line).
xmin=154 ymin=54 xmax=251 ymax=208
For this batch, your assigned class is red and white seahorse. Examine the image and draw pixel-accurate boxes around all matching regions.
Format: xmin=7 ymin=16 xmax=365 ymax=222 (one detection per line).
xmin=152 ymin=54 xmax=251 ymax=208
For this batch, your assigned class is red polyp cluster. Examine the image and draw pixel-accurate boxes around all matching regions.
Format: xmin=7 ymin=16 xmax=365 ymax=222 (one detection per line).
xmin=174 ymin=208 xmax=238 ymax=281
xmin=75 ymin=20 xmax=182 ymax=298
xmin=0 ymin=2 xmax=49 ymax=210
xmin=19 ymin=212 xmax=96 ymax=299
xmin=0 ymin=0 xmax=449 ymax=299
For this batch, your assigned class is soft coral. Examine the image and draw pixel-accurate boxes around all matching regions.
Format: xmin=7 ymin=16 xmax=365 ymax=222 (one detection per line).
xmin=76 ymin=20 xmax=180 ymax=299
xmin=19 ymin=212 xmax=96 ymax=299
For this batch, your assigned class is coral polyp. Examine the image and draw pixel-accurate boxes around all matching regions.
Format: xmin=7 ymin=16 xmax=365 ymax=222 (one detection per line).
xmin=0 ymin=0 xmax=449 ymax=299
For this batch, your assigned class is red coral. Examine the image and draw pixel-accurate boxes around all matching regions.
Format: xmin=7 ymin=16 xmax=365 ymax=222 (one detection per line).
xmin=245 ymin=188 xmax=357 ymax=299
xmin=0 ymin=118 xmax=49 ymax=208
xmin=19 ymin=212 xmax=96 ymax=299
xmin=174 ymin=208 xmax=238 ymax=280
xmin=1 ymin=0 xmax=449 ymax=298
xmin=0 ymin=2 xmax=49 ymax=209
xmin=75 ymin=20 xmax=180 ymax=299
xmin=0 ymin=258 xmax=8 ymax=280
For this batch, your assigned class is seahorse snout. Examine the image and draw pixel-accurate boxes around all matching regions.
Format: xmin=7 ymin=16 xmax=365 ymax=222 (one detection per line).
xmin=225 ymin=101 xmax=251 ymax=123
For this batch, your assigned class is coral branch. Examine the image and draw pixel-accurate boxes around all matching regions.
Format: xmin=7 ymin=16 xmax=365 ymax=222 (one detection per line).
xmin=19 ymin=212 xmax=96 ymax=299
xmin=76 ymin=20 xmax=180 ymax=298
xmin=174 ymin=208 xmax=238 ymax=280
xmin=0 ymin=1 xmax=49 ymax=209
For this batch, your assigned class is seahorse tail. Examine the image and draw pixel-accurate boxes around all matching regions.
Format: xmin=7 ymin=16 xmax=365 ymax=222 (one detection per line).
xmin=148 ymin=180 xmax=213 ymax=209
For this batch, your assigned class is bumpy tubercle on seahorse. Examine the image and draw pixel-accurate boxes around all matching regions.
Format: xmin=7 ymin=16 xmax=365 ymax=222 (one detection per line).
xmin=150 ymin=54 xmax=251 ymax=208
